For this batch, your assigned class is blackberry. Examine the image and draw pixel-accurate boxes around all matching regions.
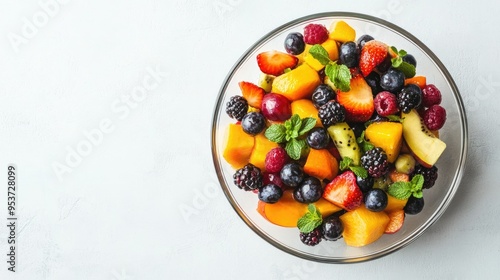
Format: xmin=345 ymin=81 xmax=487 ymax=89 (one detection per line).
xmin=311 ymin=84 xmax=336 ymax=109
xmin=318 ymin=100 xmax=346 ymax=127
xmin=299 ymin=227 xmax=323 ymax=246
xmin=225 ymin=96 xmax=248 ymax=121
xmin=397 ymin=84 xmax=422 ymax=113
xmin=413 ymin=165 xmax=438 ymax=189
xmin=233 ymin=164 xmax=262 ymax=191
xmin=361 ymin=147 xmax=390 ymax=178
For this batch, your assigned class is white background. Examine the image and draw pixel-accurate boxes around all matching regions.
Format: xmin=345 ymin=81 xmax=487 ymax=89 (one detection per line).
xmin=0 ymin=0 xmax=498 ymax=279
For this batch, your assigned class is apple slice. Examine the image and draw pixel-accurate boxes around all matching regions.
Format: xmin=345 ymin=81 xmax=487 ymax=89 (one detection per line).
xmin=402 ymin=109 xmax=446 ymax=167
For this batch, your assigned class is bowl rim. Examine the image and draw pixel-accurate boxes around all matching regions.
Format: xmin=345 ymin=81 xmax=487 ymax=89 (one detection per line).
xmin=211 ymin=11 xmax=468 ymax=263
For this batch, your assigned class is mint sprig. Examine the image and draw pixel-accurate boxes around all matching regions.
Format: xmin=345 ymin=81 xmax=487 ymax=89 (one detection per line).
xmin=390 ymin=46 xmax=416 ymax=78
xmin=309 ymin=44 xmax=351 ymax=92
xmin=356 ymin=131 xmax=375 ymax=153
xmin=339 ymin=157 xmax=368 ymax=178
xmin=297 ymin=204 xmax=322 ymax=233
xmin=387 ymin=174 xmax=425 ymax=200
xmin=264 ymin=114 xmax=316 ymax=160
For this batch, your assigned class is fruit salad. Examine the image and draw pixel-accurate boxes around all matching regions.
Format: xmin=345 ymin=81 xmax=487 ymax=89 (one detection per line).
xmin=222 ymin=20 xmax=446 ymax=247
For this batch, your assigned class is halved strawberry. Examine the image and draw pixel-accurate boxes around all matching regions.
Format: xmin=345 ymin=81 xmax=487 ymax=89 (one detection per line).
xmin=359 ymin=40 xmax=388 ymax=77
xmin=239 ymin=81 xmax=265 ymax=109
xmin=384 ymin=209 xmax=405 ymax=234
xmin=336 ymin=75 xmax=374 ymax=122
xmin=323 ymin=171 xmax=363 ymax=211
xmin=256 ymin=50 xmax=298 ymax=76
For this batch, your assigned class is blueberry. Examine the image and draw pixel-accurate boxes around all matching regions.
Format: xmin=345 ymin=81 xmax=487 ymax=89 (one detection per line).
xmin=284 ymin=32 xmax=305 ymax=55
xmin=404 ymin=196 xmax=424 ymax=215
xmin=380 ymin=68 xmax=405 ymax=93
xmin=258 ymin=184 xmax=283 ymax=204
xmin=306 ymin=127 xmax=330 ymax=150
xmin=241 ymin=112 xmax=266 ymax=135
xmin=376 ymin=55 xmax=392 ymax=73
xmin=356 ymin=176 xmax=374 ymax=193
xmin=280 ymin=163 xmax=304 ymax=187
xmin=403 ymin=54 xmax=417 ymax=67
xmin=364 ymin=188 xmax=388 ymax=212
xmin=293 ymin=177 xmax=323 ymax=203
xmin=338 ymin=41 xmax=359 ymax=68
xmin=357 ymin=34 xmax=374 ymax=49
xmin=322 ymin=215 xmax=344 ymax=241
xmin=311 ymin=84 xmax=336 ymax=109
xmin=365 ymin=72 xmax=383 ymax=95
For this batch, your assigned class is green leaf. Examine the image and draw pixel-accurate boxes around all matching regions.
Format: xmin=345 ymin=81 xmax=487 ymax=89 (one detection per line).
xmin=285 ymin=138 xmax=305 ymax=160
xmin=387 ymin=181 xmax=412 ymax=200
xmin=390 ymin=46 xmax=398 ymax=54
xmin=290 ymin=114 xmax=302 ymax=133
xmin=284 ymin=118 xmax=293 ymax=132
xmin=298 ymin=117 xmax=316 ymax=136
xmin=413 ymin=190 xmax=423 ymax=199
xmin=350 ymin=166 xmax=368 ymax=178
xmin=411 ymin=174 xmax=424 ymax=190
xmin=297 ymin=204 xmax=323 ymax=233
xmin=265 ymin=124 xmax=287 ymax=143
xmin=339 ymin=157 xmax=354 ymax=171
xmin=335 ymin=64 xmax=351 ymax=92
xmin=398 ymin=49 xmax=407 ymax=57
xmin=325 ymin=63 xmax=338 ymax=85
xmin=391 ymin=57 xmax=403 ymax=68
xmin=308 ymin=44 xmax=331 ymax=66
xmin=387 ymin=115 xmax=403 ymax=122
xmin=356 ymin=131 xmax=375 ymax=153
xmin=396 ymin=61 xmax=416 ymax=78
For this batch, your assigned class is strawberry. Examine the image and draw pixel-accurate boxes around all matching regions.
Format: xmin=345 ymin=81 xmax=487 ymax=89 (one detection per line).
xmin=384 ymin=210 xmax=405 ymax=234
xmin=359 ymin=40 xmax=388 ymax=77
xmin=239 ymin=81 xmax=265 ymax=109
xmin=336 ymin=75 xmax=374 ymax=122
xmin=323 ymin=171 xmax=363 ymax=211
xmin=256 ymin=50 xmax=298 ymax=76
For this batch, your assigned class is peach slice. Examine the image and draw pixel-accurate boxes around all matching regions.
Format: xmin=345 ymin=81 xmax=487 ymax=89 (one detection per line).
xmin=259 ymin=190 xmax=342 ymax=227
xmin=340 ymin=206 xmax=390 ymax=247
xmin=222 ymin=123 xmax=255 ymax=169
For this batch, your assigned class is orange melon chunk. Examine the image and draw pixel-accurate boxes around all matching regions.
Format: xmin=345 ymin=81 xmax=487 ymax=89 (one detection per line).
xmin=291 ymin=99 xmax=321 ymax=127
xmin=303 ymin=149 xmax=338 ymax=181
xmin=223 ymin=123 xmax=255 ymax=169
xmin=303 ymin=39 xmax=339 ymax=71
xmin=340 ymin=206 xmax=390 ymax=247
xmin=385 ymin=195 xmax=408 ymax=213
xmin=365 ymin=121 xmax=403 ymax=163
xmin=329 ymin=20 xmax=356 ymax=43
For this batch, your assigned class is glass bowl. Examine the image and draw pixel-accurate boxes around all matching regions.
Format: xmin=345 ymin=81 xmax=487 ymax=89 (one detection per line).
xmin=211 ymin=12 xmax=467 ymax=263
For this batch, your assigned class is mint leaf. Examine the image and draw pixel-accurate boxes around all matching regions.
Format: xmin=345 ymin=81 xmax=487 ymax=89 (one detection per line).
xmin=396 ymin=61 xmax=416 ymax=78
xmin=285 ymin=138 xmax=305 ymax=160
xmin=388 ymin=181 xmax=412 ymax=200
xmin=410 ymin=174 xmax=424 ymax=197
xmin=297 ymin=204 xmax=323 ymax=233
xmin=298 ymin=117 xmax=316 ymax=136
xmin=350 ymin=166 xmax=368 ymax=178
xmin=390 ymin=46 xmax=398 ymax=54
xmin=398 ymin=49 xmax=407 ymax=57
xmin=290 ymin=114 xmax=302 ymax=133
xmin=391 ymin=56 xmax=403 ymax=68
xmin=309 ymin=44 xmax=331 ymax=66
xmin=356 ymin=131 xmax=375 ymax=153
xmin=339 ymin=157 xmax=353 ymax=171
xmin=336 ymin=64 xmax=351 ymax=92
xmin=265 ymin=124 xmax=286 ymax=143
xmin=387 ymin=115 xmax=402 ymax=122
xmin=325 ymin=63 xmax=338 ymax=83
xmin=413 ymin=190 xmax=423 ymax=199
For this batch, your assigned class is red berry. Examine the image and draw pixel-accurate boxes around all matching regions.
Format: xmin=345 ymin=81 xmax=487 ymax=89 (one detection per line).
xmin=423 ymin=105 xmax=446 ymax=130
xmin=422 ymin=84 xmax=442 ymax=107
xmin=374 ymin=91 xmax=399 ymax=116
xmin=303 ymin=24 xmax=329 ymax=45
xmin=265 ymin=147 xmax=289 ymax=173
xmin=262 ymin=172 xmax=285 ymax=190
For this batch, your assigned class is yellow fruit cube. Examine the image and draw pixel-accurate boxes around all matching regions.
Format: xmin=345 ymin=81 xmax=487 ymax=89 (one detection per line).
xmin=223 ymin=124 xmax=255 ymax=169
xmin=248 ymin=133 xmax=279 ymax=170
xmin=303 ymin=39 xmax=339 ymax=71
xmin=365 ymin=122 xmax=403 ymax=163
xmin=272 ymin=64 xmax=321 ymax=101
xmin=329 ymin=20 xmax=356 ymax=43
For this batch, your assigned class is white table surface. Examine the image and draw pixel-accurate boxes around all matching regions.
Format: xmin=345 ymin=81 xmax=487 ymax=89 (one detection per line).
xmin=0 ymin=0 xmax=498 ymax=279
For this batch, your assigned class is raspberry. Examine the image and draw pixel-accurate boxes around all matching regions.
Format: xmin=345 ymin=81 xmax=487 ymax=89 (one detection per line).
xmin=233 ymin=164 xmax=262 ymax=191
xmin=318 ymin=100 xmax=346 ymax=127
xmin=423 ymin=105 xmax=446 ymax=130
xmin=422 ymin=84 xmax=442 ymax=108
xmin=264 ymin=147 xmax=288 ymax=173
xmin=303 ymin=24 xmax=329 ymax=45
xmin=361 ymin=148 xmax=390 ymax=178
xmin=413 ymin=165 xmax=438 ymax=189
xmin=299 ymin=227 xmax=323 ymax=246
xmin=374 ymin=91 xmax=399 ymax=116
